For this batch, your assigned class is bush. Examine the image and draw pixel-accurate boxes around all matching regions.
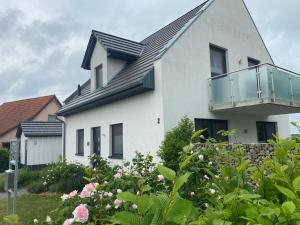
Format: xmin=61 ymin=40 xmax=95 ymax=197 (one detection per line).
xmin=18 ymin=168 xmax=43 ymax=188
xmin=0 ymin=147 xmax=9 ymax=172
xmin=158 ymin=116 xmax=194 ymax=170
xmin=0 ymin=175 xmax=4 ymax=192
xmin=27 ymin=181 xmax=46 ymax=193
xmin=42 ymin=161 xmax=86 ymax=193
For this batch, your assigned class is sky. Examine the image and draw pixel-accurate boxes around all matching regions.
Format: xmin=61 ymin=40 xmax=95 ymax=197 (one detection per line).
xmin=0 ymin=0 xmax=299 ymax=132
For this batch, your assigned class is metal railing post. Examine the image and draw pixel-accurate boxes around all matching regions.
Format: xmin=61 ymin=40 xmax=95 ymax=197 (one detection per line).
xmin=270 ymin=69 xmax=276 ymax=102
xmin=229 ymin=75 xmax=235 ymax=107
xmin=256 ymin=67 xmax=262 ymax=103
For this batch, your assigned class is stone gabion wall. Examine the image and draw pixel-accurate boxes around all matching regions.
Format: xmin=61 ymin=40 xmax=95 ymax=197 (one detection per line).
xmin=195 ymin=143 xmax=275 ymax=167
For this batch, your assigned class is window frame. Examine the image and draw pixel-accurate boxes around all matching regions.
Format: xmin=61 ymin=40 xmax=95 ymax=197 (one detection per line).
xmin=95 ymin=64 xmax=103 ymax=90
xmin=256 ymin=121 xmax=277 ymax=143
xmin=76 ymin=129 xmax=84 ymax=156
xmin=209 ymin=44 xmax=228 ymax=77
xmin=194 ymin=118 xmax=229 ymax=142
xmin=110 ymin=123 xmax=123 ymax=159
xmin=248 ymin=57 xmax=260 ymax=67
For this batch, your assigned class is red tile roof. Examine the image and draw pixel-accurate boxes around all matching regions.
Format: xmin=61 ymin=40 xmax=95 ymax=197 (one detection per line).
xmin=0 ymin=95 xmax=60 ymax=136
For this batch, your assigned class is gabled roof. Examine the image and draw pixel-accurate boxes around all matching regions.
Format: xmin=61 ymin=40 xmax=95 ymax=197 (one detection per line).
xmin=0 ymin=95 xmax=61 ymax=136
xmin=82 ymin=31 xmax=145 ymax=69
xmin=16 ymin=121 xmax=63 ymax=138
xmin=58 ymin=0 xmax=211 ymax=116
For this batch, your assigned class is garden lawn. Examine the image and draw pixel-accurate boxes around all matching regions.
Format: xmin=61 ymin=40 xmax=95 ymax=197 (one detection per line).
xmin=0 ymin=193 xmax=60 ymax=225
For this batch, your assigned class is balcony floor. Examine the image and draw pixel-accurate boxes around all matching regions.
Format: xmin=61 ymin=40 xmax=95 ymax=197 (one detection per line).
xmin=210 ymin=97 xmax=300 ymax=115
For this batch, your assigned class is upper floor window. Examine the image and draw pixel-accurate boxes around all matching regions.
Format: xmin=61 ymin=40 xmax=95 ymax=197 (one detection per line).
xmin=210 ymin=45 xmax=227 ymax=77
xmin=248 ymin=57 xmax=260 ymax=67
xmin=76 ymin=129 xmax=84 ymax=156
xmin=111 ymin=123 xmax=123 ymax=159
xmin=48 ymin=114 xmax=57 ymax=122
xmin=95 ymin=64 xmax=103 ymax=89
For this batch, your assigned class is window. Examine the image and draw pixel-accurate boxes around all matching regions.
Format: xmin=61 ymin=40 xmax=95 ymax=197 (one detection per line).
xmin=76 ymin=129 xmax=84 ymax=156
xmin=48 ymin=114 xmax=57 ymax=122
xmin=95 ymin=65 xmax=103 ymax=89
xmin=195 ymin=119 xmax=228 ymax=141
xmin=256 ymin=122 xmax=277 ymax=143
xmin=111 ymin=124 xmax=123 ymax=159
xmin=210 ymin=45 xmax=227 ymax=77
xmin=92 ymin=127 xmax=101 ymax=156
xmin=248 ymin=57 xmax=260 ymax=67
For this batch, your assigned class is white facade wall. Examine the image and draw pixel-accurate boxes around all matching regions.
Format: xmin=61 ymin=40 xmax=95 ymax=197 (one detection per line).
xmin=20 ymin=133 xmax=62 ymax=166
xmin=26 ymin=136 xmax=62 ymax=166
xmin=160 ymin=0 xmax=290 ymax=143
xmin=64 ymin=60 xmax=165 ymax=165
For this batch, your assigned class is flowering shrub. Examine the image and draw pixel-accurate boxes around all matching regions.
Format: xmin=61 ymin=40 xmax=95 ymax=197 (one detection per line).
xmin=42 ymin=161 xmax=87 ymax=193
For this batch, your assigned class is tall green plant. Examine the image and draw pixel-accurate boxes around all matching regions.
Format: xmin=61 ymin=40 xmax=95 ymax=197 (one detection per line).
xmin=158 ymin=117 xmax=194 ymax=170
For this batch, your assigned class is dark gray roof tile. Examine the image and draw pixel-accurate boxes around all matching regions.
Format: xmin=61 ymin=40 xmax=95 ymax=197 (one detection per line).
xmin=17 ymin=121 xmax=63 ymax=137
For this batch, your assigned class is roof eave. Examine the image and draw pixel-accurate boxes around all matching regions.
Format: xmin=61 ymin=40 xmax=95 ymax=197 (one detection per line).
xmin=57 ymin=69 xmax=154 ymax=116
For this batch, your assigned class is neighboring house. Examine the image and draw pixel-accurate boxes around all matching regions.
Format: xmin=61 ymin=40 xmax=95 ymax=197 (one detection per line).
xmin=0 ymin=95 xmax=62 ymax=149
xmin=16 ymin=121 xmax=63 ymax=168
xmin=58 ymin=0 xmax=300 ymax=165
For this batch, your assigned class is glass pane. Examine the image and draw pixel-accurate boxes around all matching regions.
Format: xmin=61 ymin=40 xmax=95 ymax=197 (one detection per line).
xmin=265 ymin=123 xmax=277 ymax=141
xmin=256 ymin=122 xmax=265 ymax=142
xmin=232 ymin=68 xmax=258 ymax=102
xmin=112 ymin=124 xmax=123 ymax=155
xmin=95 ymin=66 xmax=103 ymax=89
xmin=210 ymin=46 xmax=227 ymax=77
xmin=77 ymin=129 xmax=84 ymax=155
xmin=211 ymin=121 xmax=228 ymax=141
xmin=292 ymin=75 xmax=300 ymax=103
xmin=271 ymin=67 xmax=292 ymax=102
xmin=210 ymin=76 xmax=231 ymax=106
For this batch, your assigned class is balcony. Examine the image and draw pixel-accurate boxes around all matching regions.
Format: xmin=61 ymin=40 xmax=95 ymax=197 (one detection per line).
xmin=208 ymin=63 xmax=300 ymax=115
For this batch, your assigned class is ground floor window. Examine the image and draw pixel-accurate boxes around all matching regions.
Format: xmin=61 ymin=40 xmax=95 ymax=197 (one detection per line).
xmin=92 ymin=127 xmax=101 ymax=156
xmin=111 ymin=123 xmax=123 ymax=159
xmin=195 ymin=119 xmax=228 ymax=141
xmin=76 ymin=129 xmax=84 ymax=156
xmin=256 ymin=121 xmax=277 ymax=143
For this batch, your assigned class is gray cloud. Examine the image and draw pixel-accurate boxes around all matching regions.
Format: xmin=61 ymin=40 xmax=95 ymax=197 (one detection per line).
xmin=0 ymin=0 xmax=300 ymax=132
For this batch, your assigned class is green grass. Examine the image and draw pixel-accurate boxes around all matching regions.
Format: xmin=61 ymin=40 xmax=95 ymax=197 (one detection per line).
xmin=0 ymin=194 xmax=60 ymax=225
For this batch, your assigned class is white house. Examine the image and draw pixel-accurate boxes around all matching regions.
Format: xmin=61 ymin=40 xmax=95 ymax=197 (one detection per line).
xmin=17 ymin=121 xmax=63 ymax=168
xmin=57 ymin=0 xmax=300 ymax=165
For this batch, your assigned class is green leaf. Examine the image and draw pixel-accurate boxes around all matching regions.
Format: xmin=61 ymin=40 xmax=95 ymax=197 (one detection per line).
xmin=236 ymin=161 xmax=249 ymax=173
xmin=179 ymin=152 xmax=197 ymax=171
xmin=191 ymin=129 xmax=206 ymax=140
xmin=151 ymin=193 xmax=169 ymax=210
xmin=293 ymin=176 xmax=300 ymax=191
xmin=166 ymin=197 xmax=193 ymax=223
xmin=117 ymin=192 xmax=137 ymax=203
xmin=157 ymin=165 xmax=176 ymax=181
xmin=282 ymin=201 xmax=296 ymax=215
xmin=137 ymin=195 xmax=153 ymax=215
xmin=275 ymin=185 xmax=297 ymax=200
xmin=150 ymin=209 xmax=164 ymax=225
xmin=173 ymin=172 xmax=191 ymax=192
xmin=112 ymin=212 xmax=141 ymax=225
xmin=224 ymin=193 xmax=235 ymax=204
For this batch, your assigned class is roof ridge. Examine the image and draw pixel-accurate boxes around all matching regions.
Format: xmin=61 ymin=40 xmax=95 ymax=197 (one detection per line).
xmin=1 ymin=94 xmax=55 ymax=105
xmin=141 ymin=0 xmax=209 ymax=43
xmin=92 ymin=30 xmax=144 ymax=46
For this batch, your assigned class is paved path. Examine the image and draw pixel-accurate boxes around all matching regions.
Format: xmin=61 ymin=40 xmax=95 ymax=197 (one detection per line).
xmin=0 ymin=189 xmax=28 ymax=200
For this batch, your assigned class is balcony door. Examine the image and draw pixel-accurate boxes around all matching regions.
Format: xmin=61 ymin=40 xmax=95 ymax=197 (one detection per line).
xmin=195 ymin=119 xmax=228 ymax=142
xmin=92 ymin=127 xmax=101 ymax=155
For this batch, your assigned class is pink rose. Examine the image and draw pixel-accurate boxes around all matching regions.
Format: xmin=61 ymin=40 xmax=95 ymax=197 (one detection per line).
xmin=73 ymin=204 xmax=89 ymax=223
xmin=63 ymin=218 xmax=74 ymax=225
xmin=80 ymin=190 xmax=90 ymax=198
xmin=69 ymin=190 xmax=78 ymax=198
xmin=84 ymin=183 xmax=98 ymax=192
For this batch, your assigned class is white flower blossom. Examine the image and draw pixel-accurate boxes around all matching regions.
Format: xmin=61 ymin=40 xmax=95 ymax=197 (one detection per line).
xmin=158 ymin=175 xmax=164 ymax=181
xmin=198 ymin=154 xmax=204 ymax=160
xmin=43 ymin=182 xmax=47 ymax=186
xmin=208 ymin=161 xmax=212 ymax=166
xmin=136 ymin=191 xmax=140 ymax=196
xmin=46 ymin=216 xmax=52 ymax=223
xmin=114 ymin=199 xmax=122 ymax=209
xmin=105 ymin=204 xmax=111 ymax=209
xmin=117 ymin=189 xmax=122 ymax=193
xmin=209 ymin=188 xmax=216 ymax=194
xmin=61 ymin=194 xmax=69 ymax=202
xmin=190 ymin=192 xmax=195 ymax=196
xmin=108 ymin=192 xmax=113 ymax=197
xmin=132 ymin=204 xmax=138 ymax=210
xmin=204 ymin=174 xmax=210 ymax=180
xmin=204 ymin=203 xmax=209 ymax=208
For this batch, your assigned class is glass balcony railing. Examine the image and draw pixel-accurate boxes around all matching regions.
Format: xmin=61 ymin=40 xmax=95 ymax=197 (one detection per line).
xmin=208 ymin=63 xmax=300 ymax=111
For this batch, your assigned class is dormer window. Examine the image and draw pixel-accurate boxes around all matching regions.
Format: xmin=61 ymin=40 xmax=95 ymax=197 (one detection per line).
xmin=95 ymin=64 xmax=103 ymax=89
